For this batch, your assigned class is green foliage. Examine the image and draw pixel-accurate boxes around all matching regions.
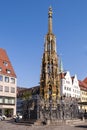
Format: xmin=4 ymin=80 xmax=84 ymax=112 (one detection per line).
xmin=22 ymin=91 xmax=32 ymax=100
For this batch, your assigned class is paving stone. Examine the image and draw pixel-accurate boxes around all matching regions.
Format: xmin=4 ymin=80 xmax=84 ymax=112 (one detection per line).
xmin=0 ymin=119 xmax=86 ymax=130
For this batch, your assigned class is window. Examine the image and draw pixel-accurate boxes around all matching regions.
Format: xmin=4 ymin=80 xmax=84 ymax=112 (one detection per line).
xmin=5 ymin=77 xmax=9 ymax=83
xmin=6 ymin=69 xmax=11 ymax=74
xmin=66 ymin=81 xmax=70 ymax=84
xmin=9 ymin=99 xmax=15 ymax=104
xmin=10 ymin=78 xmax=15 ymax=84
xmin=67 ymin=87 xmax=69 ymax=90
xmin=0 ymin=97 xmax=3 ymax=103
xmin=65 ymin=93 xmax=66 ymax=96
xmin=9 ymin=99 xmax=12 ymax=104
xmin=5 ymin=86 xmax=9 ymax=92
xmin=4 ymin=97 xmax=15 ymax=104
xmin=63 ymin=80 xmax=65 ymax=84
xmin=0 ymin=67 xmax=2 ymax=72
xmin=3 ymin=61 xmax=8 ymax=66
xmin=0 ymin=75 xmax=3 ymax=81
xmin=11 ymin=87 xmax=15 ymax=93
xmin=0 ymin=86 xmax=3 ymax=91
xmin=69 ymin=88 xmax=71 ymax=91
xmin=64 ymin=86 xmax=66 ymax=90
xmin=4 ymin=98 xmax=8 ymax=104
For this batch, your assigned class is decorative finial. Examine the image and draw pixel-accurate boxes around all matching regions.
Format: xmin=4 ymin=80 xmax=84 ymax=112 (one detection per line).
xmin=49 ymin=6 xmax=52 ymax=11
xmin=48 ymin=6 xmax=52 ymax=18
xmin=48 ymin=6 xmax=53 ymax=33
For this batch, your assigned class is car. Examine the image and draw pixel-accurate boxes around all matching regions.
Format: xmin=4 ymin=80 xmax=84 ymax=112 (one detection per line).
xmin=2 ymin=115 xmax=7 ymax=120
xmin=0 ymin=115 xmax=3 ymax=121
xmin=0 ymin=114 xmax=7 ymax=121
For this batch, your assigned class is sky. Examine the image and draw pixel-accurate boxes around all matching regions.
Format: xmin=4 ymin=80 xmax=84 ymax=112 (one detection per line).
xmin=0 ymin=0 xmax=87 ymax=88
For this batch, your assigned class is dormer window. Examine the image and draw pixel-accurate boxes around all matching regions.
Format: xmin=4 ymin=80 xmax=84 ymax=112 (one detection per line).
xmin=3 ymin=61 xmax=8 ymax=66
xmin=0 ymin=67 xmax=2 ymax=72
xmin=6 ymin=69 xmax=11 ymax=74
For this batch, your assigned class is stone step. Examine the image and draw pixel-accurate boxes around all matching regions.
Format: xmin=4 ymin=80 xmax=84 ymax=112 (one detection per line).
xmin=66 ymin=119 xmax=85 ymax=125
xmin=17 ymin=119 xmax=37 ymax=125
xmin=34 ymin=120 xmax=44 ymax=126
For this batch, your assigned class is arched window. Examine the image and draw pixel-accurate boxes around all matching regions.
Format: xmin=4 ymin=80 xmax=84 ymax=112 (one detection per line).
xmin=47 ymin=63 xmax=53 ymax=74
xmin=47 ymin=43 xmax=50 ymax=51
xmin=51 ymin=40 xmax=53 ymax=51
xmin=49 ymin=85 xmax=52 ymax=95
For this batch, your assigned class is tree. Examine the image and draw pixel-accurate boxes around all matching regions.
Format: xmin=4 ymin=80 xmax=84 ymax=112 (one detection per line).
xmin=22 ymin=91 xmax=32 ymax=100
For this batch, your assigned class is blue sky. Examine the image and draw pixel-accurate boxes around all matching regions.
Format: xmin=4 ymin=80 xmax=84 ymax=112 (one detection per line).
xmin=0 ymin=0 xmax=87 ymax=88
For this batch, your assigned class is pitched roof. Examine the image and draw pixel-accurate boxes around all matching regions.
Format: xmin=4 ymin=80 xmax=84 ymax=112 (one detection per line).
xmin=0 ymin=48 xmax=16 ymax=78
xmin=83 ymin=77 xmax=87 ymax=84
xmin=59 ymin=72 xmax=66 ymax=79
xmin=79 ymin=80 xmax=87 ymax=90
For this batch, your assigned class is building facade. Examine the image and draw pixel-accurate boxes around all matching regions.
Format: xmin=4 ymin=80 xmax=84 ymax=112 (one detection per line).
xmin=60 ymin=71 xmax=80 ymax=99
xmin=40 ymin=7 xmax=60 ymax=101
xmin=79 ymin=78 xmax=87 ymax=111
xmin=72 ymin=75 xmax=80 ymax=98
xmin=0 ymin=48 xmax=17 ymax=116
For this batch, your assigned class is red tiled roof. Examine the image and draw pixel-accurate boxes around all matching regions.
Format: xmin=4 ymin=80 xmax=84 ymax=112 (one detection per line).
xmin=79 ymin=80 xmax=87 ymax=90
xmin=83 ymin=77 xmax=87 ymax=84
xmin=59 ymin=72 xmax=66 ymax=79
xmin=0 ymin=48 xmax=16 ymax=78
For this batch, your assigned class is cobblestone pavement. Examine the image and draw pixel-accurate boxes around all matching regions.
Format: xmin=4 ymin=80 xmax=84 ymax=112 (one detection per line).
xmin=0 ymin=119 xmax=87 ymax=130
